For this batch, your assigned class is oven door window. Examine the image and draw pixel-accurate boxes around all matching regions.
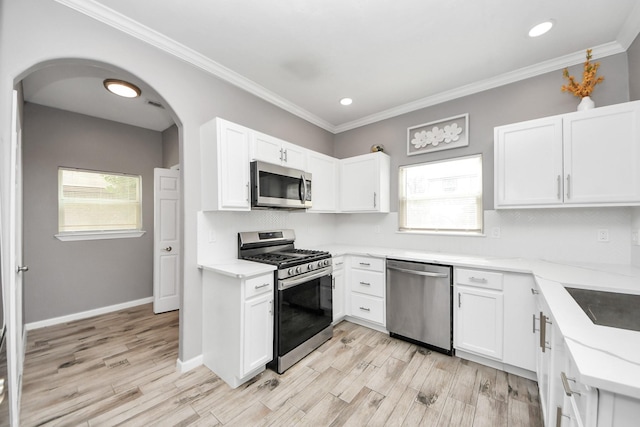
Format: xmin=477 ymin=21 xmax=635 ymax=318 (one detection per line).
xmin=278 ymin=274 xmax=332 ymax=356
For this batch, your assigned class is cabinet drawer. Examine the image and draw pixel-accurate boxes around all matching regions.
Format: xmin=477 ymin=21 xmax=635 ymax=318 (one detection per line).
xmin=351 ymin=256 xmax=384 ymax=272
xmin=244 ymin=274 xmax=273 ymax=298
xmin=350 ymin=293 xmax=384 ymax=324
xmin=333 ymin=256 xmax=345 ymax=270
xmin=456 ymin=268 xmax=503 ymax=290
xmin=351 ymin=269 xmax=384 ymax=297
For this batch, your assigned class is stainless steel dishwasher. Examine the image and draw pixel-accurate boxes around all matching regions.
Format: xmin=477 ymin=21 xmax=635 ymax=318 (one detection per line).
xmin=386 ymin=259 xmax=453 ymax=355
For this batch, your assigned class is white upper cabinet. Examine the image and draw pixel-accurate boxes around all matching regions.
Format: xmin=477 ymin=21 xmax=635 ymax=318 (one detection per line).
xmin=563 ymin=102 xmax=640 ymax=205
xmin=495 ymin=101 xmax=640 ymax=208
xmin=339 ymin=152 xmax=390 ymax=213
xmin=251 ymin=131 xmax=307 ymax=171
xmin=495 ymin=117 xmax=564 ymax=207
xmin=306 ymin=150 xmax=338 ymax=212
xmin=200 ymin=118 xmax=251 ymax=211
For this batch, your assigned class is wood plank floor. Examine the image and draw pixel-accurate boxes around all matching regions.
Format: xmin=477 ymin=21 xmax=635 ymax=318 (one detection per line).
xmin=21 ymin=304 xmax=543 ymax=426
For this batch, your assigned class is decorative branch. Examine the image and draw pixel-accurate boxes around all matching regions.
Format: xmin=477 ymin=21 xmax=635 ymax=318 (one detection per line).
xmin=561 ymin=49 xmax=604 ymax=98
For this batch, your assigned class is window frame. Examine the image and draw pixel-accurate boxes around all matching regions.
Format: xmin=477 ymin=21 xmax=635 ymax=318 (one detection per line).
xmin=55 ymin=167 xmax=145 ymax=241
xmin=398 ymin=154 xmax=484 ymax=236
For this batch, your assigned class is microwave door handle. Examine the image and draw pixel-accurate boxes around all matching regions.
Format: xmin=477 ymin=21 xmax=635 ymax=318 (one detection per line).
xmin=300 ymin=174 xmax=307 ymax=204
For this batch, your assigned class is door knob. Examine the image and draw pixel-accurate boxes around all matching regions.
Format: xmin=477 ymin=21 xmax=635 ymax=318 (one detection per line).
xmin=164 ymin=247 xmax=172 ymax=252
xmin=17 ymin=265 xmax=29 ymax=273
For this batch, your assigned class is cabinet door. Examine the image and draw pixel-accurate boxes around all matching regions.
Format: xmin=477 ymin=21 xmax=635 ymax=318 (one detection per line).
xmin=218 ymin=120 xmax=251 ymax=210
xmin=495 ymin=117 xmax=564 ymax=207
xmin=503 ymin=274 xmax=536 ymax=371
xmin=455 ymin=286 xmax=504 ymax=360
xmin=332 ymin=266 xmax=345 ymax=322
xmin=563 ymin=102 xmax=640 ymax=204
xmin=243 ymin=293 xmax=273 ymax=375
xmin=340 ymin=155 xmax=378 ymax=212
xmin=252 ymin=131 xmax=286 ymax=165
xmin=307 ymin=151 xmax=338 ymax=212
xmin=281 ymin=141 xmax=307 ymax=170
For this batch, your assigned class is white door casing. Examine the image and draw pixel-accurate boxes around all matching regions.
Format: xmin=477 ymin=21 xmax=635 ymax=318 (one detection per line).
xmin=153 ymin=168 xmax=180 ymax=314
xmin=8 ymin=89 xmax=24 ymax=426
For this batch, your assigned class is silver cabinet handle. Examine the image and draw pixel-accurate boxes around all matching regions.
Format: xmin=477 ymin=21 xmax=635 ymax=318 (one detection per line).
xmin=332 ymin=277 xmax=335 ymax=290
xmin=269 ymin=300 xmax=273 ymax=316
xmin=458 ymin=292 xmax=461 ymax=308
xmin=164 ymin=247 xmax=172 ymax=252
xmin=539 ymin=312 xmax=552 ymax=352
xmin=359 ymin=262 xmax=371 ymax=266
xmin=557 ymin=175 xmax=561 ymax=200
xmin=254 ymin=283 xmax=270 ymax=289
xmin=17 ymin=265 xmax=29 ymax=273
xmin=373 ymin=192 xmax=377 ymax=208
xmin=531 ymin=288 xmax=539 ymax=295
xmin=359 ymin=281 xmax=371 ymax=286
xmin=359 ymin=306 xmax=371 ymax=312
xmin=246 ymin=182 xmax=250 ymax=202
xmin=284 ymin=149 xmax=288 ymax=162
xmin=533 ymin=314 xmax=538 ymax=334
xmin=469 ymin=276 xmax=487 ymax=283
xmin=566 ymin=174 xmax=571 ymax=199
xmin=561 ymin=372 xmax=581 ymax=396
xmin=386 ymin=265 xmax=449 ymax=278
xmin=279 ymin=148 xmax=283 ymax=161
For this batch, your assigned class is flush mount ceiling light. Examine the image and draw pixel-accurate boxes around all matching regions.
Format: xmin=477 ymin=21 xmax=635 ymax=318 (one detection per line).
xmin=340 ymin=97 xmax=353 ymax=106
xmin=529 ymin=20 xmax=554 ymax=37
xmin=103 ymin=79 xmax=141 ymax=98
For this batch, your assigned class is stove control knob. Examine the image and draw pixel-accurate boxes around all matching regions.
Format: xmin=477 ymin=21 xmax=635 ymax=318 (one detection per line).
xmin=288 ymin=268 xmax=294 ymax=275
xmin=308 ymin=263 xmax=313 ymax=271
xmin=295 ymin=266 xmax=302 ymax=274
xmin=325 ymin=260 xmax=331 ymax=266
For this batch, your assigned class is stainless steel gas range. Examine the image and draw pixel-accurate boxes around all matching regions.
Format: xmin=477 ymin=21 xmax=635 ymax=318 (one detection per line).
xmin=238 ymin=230 xmax=333 ymax=373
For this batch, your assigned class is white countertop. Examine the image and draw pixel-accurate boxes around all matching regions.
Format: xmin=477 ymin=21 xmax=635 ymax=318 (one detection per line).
xmin=200 ymin=245 xmax=640 ymax=398
xmin=199 ymin=259 xmax=276 ymax=278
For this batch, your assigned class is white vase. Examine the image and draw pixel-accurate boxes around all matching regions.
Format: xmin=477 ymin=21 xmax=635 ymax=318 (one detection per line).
xmin=577 ymin=96 xmax=595 ymax=111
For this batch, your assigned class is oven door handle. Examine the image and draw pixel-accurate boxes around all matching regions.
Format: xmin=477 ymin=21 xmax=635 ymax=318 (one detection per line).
xmin=278 ymin=267 xmax=332 ymax=291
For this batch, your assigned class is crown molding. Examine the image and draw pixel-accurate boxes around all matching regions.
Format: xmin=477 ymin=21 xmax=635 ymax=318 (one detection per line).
xmin=334 ymin=41 xmax=626 ymax=133
xmin=616 ymin=0 xmax=640 ymax=49
xmin=53 ymin=0 xmax=636 ymax=135
xmin=53 ymin=0 xmax=336 ymax=132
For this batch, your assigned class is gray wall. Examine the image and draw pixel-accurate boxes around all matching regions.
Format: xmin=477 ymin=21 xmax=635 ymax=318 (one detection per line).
xmin=162 ymin=124 xmax=180 ymax=169
xmin=334 ymin=53 xmax=630 ymax=212
xmin=628 ymin=35 xmax=640 ymax=102
xmin=22 ymin=103 xmax=163 ymax=323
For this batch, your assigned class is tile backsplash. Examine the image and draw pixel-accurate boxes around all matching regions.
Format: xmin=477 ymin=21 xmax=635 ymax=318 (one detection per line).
xmin=199 ymin=207 xmax=633 ymax=266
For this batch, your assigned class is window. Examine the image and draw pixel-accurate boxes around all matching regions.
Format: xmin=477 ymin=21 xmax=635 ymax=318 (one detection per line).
xmin=399 ymin=155 xmax=483 ymax=234
xmin=57 ymin=168 xmax=143 ymax=239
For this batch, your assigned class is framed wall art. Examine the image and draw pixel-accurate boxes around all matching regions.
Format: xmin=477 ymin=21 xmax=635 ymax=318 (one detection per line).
xmin=407 ymin=113 xmax=469 ymax=156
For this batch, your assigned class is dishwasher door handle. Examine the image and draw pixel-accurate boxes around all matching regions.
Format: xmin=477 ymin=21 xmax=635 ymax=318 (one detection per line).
xmin=387 ymin=265 xmax=449 ymax=278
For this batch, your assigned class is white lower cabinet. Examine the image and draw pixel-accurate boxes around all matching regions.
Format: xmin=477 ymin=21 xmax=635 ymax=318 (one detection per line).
xmin=202 ymin=269 xmax=274 ymax=388
xmin=454 ymin=268 xmax=504 ymax=360
xmin=346 ymin=255 xmax=385 ymax=327
xmin=503 ymin=273 xmax=537 ymax=372
xmin=332 ymin=256 xmax=345 ymax=323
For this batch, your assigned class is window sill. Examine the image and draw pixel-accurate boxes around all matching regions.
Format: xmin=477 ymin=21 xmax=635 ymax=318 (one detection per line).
xmin=55 ymin=230 xmax=146 ymax=242
xmin=397 ymin=229 xmax=485 ymax=237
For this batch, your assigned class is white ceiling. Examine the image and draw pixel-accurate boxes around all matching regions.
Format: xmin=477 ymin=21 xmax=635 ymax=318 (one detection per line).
xmin=33 ymin=0 xmax=640 ymax=133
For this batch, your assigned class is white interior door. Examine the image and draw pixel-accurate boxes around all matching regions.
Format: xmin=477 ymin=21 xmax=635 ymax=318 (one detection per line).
xmin=153 ymin=168 xmax=180 ymax=314
xmin=8 ymin=89 xmax=25 ymax=426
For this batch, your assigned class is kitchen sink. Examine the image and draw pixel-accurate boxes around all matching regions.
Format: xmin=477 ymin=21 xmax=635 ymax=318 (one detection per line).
xmin=565 ymin=287 xmax=640 ymax=332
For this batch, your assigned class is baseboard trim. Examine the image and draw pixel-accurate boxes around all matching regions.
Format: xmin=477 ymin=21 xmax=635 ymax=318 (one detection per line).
xmin=177 ymin=355 xmax=203 ymax=373
xmin=25 ymin=297 xmax=154 ymax=331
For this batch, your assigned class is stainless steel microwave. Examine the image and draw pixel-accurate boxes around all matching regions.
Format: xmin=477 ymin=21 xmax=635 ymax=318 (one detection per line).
xmin=250 ymin=161 xmax=312 ymax=209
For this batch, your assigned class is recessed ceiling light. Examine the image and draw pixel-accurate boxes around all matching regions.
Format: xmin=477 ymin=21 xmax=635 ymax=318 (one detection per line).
xmin=103 ymin=79 xmax=141 ymax=98
xmin=528 ymin=20 xmax=554 ymax=38
xmin=340 ymin=98 xmax=353 ymax=106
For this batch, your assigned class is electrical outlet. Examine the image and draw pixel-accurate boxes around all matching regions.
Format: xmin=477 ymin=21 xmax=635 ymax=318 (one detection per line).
xmin=374 ymin=225 xmax=381 ymax=234
xmin=597 ymin=229 xmax=609 ymax=243
xmin=491 ymin=227 xmax=501 ymax=238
